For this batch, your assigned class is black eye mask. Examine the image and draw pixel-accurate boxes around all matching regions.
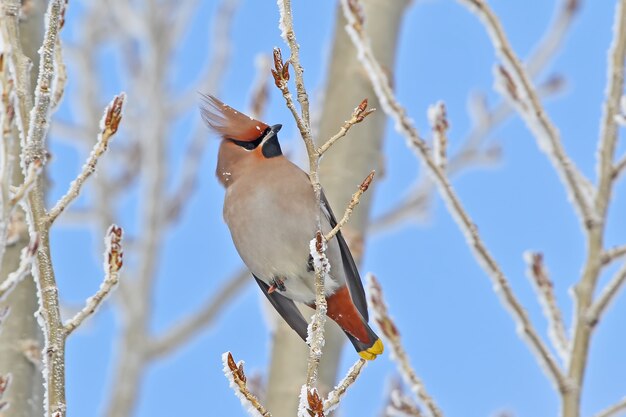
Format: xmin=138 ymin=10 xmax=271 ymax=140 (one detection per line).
xmin=228 ymin=126 xmax=282 ymax=158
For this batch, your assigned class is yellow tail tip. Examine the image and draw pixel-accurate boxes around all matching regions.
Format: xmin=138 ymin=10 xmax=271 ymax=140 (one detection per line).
xmin=358 ymin=338 xmax=384 ymax=361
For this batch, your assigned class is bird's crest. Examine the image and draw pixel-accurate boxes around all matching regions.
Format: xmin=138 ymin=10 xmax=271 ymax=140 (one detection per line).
xmin=200 ymin=94 xmax=269 ymax=141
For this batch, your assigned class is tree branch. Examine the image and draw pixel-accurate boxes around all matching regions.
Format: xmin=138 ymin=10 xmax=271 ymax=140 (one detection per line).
xmin=222 ymin=352 xmax=272 ymax=417
xmin=0 ymin=236 xmax=38 ymax=301
xmin=524 ymin=252 xmax=569 ymax=363
xmin=322 ymin=359 xmax=366 ymax=413
xmin=367 ymin=275 xmax=445 ymax=417
xmin=341 ymin=0 xmax=569 ymax=393
xmin=457 ymin=0 xmax=595 ymax=230
xmin=46 ymin=93 xmax=125 ymax=225
xmin=64 ymin=225 xmax=123 ymax=337
xmin=587 ymin=262 xmax=626 ymax=326
xmin=324 ymin=171 xmax=374 ymax=242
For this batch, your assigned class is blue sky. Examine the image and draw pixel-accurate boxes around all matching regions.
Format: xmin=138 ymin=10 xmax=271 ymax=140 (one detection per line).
xmin=47 ymin=1 xmax=626 ymax=416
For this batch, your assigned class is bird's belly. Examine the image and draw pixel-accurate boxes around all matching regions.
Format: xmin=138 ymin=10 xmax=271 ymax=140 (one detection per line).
xmin=224 ymin=186 xmax=339 ymax=303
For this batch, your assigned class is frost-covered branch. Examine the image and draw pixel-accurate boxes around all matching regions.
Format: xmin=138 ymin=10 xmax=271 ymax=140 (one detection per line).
xmin=595 ymin=0 xmax=626 ymax=223
xmin=317 ymin=99 xmax=375 ymax=156
xmin=342 ymin=0 xmax=568 ymax=394
xmin=367 ymin=275 xmax=444 ymax=417
xmin=592 ymin=397 xmax=626 ymax=417
xmin=0 ymin=236 xmax=38 ymax=301
xmin=458 ymin=0 xmax=595 ymax=230
xmin=9 ymin=159 xmax=42 ymax=208
xmin=384 ymin=386 xmax=425 ymax=417
xmin=325 ymin=171 xmax=374 ymax=242
xmin=222 ymin=352 xmax=271 ymax=417
xmin=524 ymin=252 xmax=569 ymax=363
xmin=22 ymin=0 xmax=65 ymax=168
xmin=587 ymin=262 xmax=626 ymax=327
xmin=428 ymin=101 xmax=449 ymax=170
xmin=46 ymin=94 xmax=125 ymax=225
xmin=323 ymin=359 xmax=366 ymax=413
xmin=602 ymin=245 xmax=626 ymax=266
xmin=64 ymin=225 xmax=123 ymax=336
xmin=276 ymin=0 xmax=337 ymax=402
xmin=277 ymin=0 xmax=311 ymax=135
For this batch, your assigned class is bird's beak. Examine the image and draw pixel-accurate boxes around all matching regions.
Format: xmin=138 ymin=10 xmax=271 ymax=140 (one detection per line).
xmin=261 ymin=124 xmax=283 ymax=145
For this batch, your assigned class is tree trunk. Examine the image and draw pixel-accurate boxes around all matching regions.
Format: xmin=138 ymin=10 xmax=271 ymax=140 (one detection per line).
xmin=264 ymin=1 xmax=410 ymax=415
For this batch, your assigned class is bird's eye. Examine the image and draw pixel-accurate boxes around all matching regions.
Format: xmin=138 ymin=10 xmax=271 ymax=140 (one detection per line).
xmin=230 ymin=138 xmax=261 ymax=150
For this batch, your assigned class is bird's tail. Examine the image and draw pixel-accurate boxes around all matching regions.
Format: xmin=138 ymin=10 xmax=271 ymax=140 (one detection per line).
xmin=343 ymin=320 xmax=384 ymax=361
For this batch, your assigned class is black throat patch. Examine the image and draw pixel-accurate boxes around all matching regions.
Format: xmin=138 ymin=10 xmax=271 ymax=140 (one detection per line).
xmin=261 ymin=134 xmax=282 ymax=158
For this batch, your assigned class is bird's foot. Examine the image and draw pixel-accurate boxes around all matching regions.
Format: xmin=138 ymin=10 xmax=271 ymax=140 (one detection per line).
xmin=268 ymin=277 xmax=286 ymax=294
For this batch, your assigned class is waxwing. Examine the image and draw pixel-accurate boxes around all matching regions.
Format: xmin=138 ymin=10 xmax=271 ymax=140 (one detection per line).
xmin=201 ymin=95 xmax=383 ymax=360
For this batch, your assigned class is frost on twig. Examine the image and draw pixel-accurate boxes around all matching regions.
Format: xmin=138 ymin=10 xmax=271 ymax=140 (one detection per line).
xmin=222 ymin=352 xmax=271 ymax=417
xmin=460 ymin=0 xmax=596 ymax=230
xmin=304 ymin=233 xmax=330 ymax=380
xmin=367 ymin=275 xmax=445 ymax=417
xmin=47 ymin=93 xmax=125 ymax=225
xmin=385 ymin=387 xmax=425 ymax=417
xmin=317 ymin=98 xmax=375 ymax=156
xmin=64 ymin=224 xmax=123 ymax=336
xmin=298 ymin=386 xmax=325 ymax=417
xmin=523 ymin=252 xmax=569 ymax=363
xmin=323 ymin=359 xmax=366 ymax=413
xmin=9 ymin=159 xmax=43 ymax=208
xmin=602 ymin=245 xmax=626 ymax=266
xmin=325 ymin=171 xmax=375 ymax=242
xmin=587 ymin=262 xmax=626 ymax=327
xmin=0 ymin=235 xmax=39 ymax=301
xmin=427 ymin=101 xmax=449 ymax=170
xmin=342 ymin=0 xmax=568 ymax=394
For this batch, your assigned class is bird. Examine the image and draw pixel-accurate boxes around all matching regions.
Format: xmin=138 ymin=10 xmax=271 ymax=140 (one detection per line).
xmin=201 ymin=94 xmax=383 ymax=360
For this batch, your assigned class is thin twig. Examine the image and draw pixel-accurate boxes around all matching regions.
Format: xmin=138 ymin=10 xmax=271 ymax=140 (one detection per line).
xmin=595 ymin=0 xmax=626 ymax=222
xmin=317 ymin=99 xmax=375 ymax=156
xmin=64 ymin=225 xmax=123 ymax=337
xmin=0 ymin=236 xmax=39 ymax=301
xmin=277 ymin=0 xmax=311 ymax=134
xmin=46 ymin=93 xmax=125 ymax=225
xmin=592 ymin=397 xmax=626 ymax=417
xmin=587 ymin=262 xmax=626 ymax=326
xmin=367 ymin=275 xmax=445 ymax=417
xmin=601 ymin=245 xmax=626 ymax=266
xmin=9 ymin=159 xmax=42 ymax=208
xmin=276 ymin=0 xmax=336 ymax=401
xmin=147 ymin=269 xmax=249 ymax=359
xmin=325 ymin=171 xmax=375 ymax=242
xmin=566 ymin=2 xmax=626 ymax=416
xmin=22 ymin=0 xmax=64 ymax=168
xmin=524 ymin=252 xmax=569 ymax=363
xmin=428 ymin=101 xmax=449 ymax=170
xmin=21 ymin=1 xmax=68 ymax=416
xmin=458 ymin=0 xmax=595 ymax=230
xmin=323 ymin=359 xmax=367 ymax=413
xmin=341 ymin=0 xmax=569 ymax=393
xmin=222 ymin=352 xmax=272 ymax=417
xmin=386 ymin=388 xmax=425 ymax=417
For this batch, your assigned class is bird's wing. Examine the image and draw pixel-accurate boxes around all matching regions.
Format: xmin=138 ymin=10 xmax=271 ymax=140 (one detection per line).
xmin=254 ymin=275 xmax=309 ymax=341
xmin=320 ymin=191 xmax=369 ymax=321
